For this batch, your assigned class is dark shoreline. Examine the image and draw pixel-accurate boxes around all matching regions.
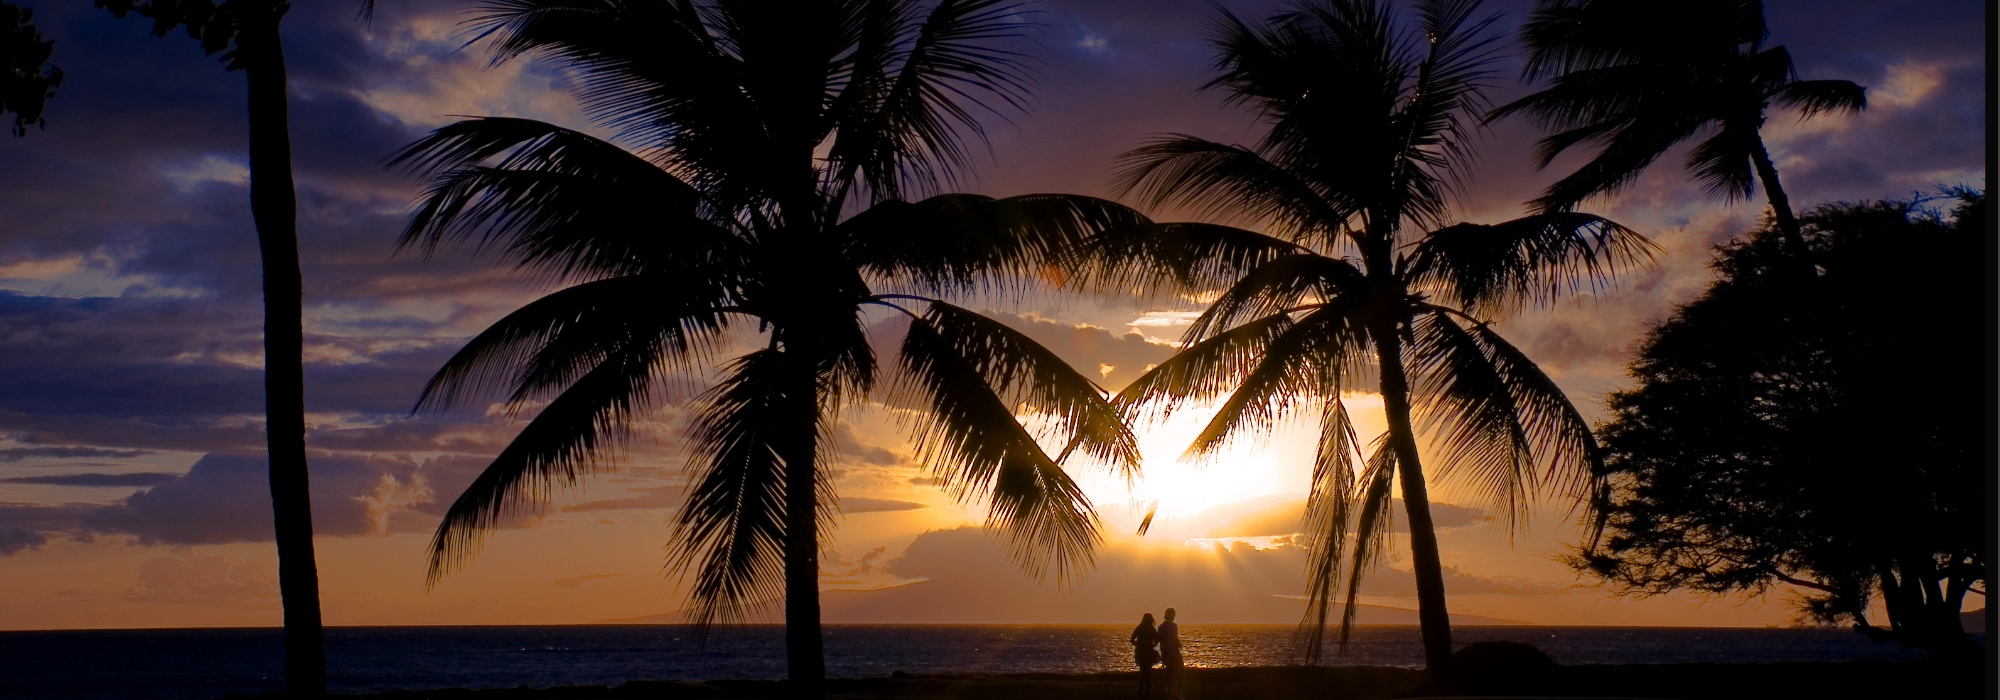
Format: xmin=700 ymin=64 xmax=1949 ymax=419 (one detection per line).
xmin=229 ymin=660 xmax=1985 ymax=700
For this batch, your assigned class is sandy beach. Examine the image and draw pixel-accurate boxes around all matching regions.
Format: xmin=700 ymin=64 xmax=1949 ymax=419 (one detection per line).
xmin=240 ymin=660 xmax=1984 ymax=700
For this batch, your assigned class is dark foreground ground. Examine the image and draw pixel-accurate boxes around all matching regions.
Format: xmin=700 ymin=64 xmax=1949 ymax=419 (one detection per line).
xmin=240 ymin=660 xmax=1985 ymax=700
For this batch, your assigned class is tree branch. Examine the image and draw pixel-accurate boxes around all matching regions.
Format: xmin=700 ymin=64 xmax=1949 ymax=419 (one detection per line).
xmin=1772 ymin=572 xmax=1838 ymax=593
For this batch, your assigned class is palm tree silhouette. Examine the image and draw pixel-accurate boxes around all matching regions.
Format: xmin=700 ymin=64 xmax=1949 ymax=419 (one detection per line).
xmin=96 ymin=0 xmax=358 ymax=693
xmin=394 ymin=1 xmax=1138 ymax=695
xmin=1073 ymin=0 xmax=1654 ymax=670
xmin=1489 ymin=0 xmax=1864 ymax=269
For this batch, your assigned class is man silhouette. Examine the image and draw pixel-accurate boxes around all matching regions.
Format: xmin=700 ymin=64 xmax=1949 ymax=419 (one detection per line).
xmin=1159 ymin=607 xmax=1184 ymax=699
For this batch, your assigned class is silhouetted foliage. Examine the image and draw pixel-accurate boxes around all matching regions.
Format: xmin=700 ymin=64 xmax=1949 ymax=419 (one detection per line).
xmin=1 ymin=1 xmax=61 ymax=135
xmin=396 ymin=2 xmax=1137 ymax=696
xmin=1491 ymin=0 xmax=1865 ymax=265
xmin=1581 ymin=192 xmax=1987 ymax=657
xmin=96 ymin=0 xmax=243 ymax=63
xmin=96 ymin=0 xmax=329 ymax=693
xmin=1068 ymin=0 xmax=1655 ymax=670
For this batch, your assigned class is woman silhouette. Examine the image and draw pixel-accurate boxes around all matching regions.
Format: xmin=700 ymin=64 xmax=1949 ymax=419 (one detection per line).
xmin=1130 ymin=612 xmax=1160 ymax=697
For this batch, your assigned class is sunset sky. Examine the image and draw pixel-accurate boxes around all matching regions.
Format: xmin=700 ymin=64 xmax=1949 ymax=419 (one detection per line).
xmin=0 ymin=0 xmax=1985 ymax=631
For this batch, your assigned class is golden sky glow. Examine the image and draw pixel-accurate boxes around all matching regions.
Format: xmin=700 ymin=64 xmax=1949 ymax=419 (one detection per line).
xmin=0 ymin=0 xmax=1986 ymax=632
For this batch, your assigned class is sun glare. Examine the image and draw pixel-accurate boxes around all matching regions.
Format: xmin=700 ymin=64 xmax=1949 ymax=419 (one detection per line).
xmin=1061 ymin=399 xmax=1317 ymax=535
xmin=1061 ymin=394 xmax=1390 ymax=540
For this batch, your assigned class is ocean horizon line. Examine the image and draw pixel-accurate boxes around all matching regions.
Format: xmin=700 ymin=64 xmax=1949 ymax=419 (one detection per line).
xmin=3 ymin=620 xmax=1877 ymax=634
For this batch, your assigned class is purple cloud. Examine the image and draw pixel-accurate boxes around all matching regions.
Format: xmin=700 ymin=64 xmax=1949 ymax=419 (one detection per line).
xmin=0 ymin=472 xmax=179 ymax=487
xmin=0 ymin=446 xmax=154 ymax=462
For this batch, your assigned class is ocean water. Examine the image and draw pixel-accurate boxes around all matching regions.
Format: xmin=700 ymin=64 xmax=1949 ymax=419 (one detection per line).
xmin=0 ymin=624 xmax=1937 ymax=700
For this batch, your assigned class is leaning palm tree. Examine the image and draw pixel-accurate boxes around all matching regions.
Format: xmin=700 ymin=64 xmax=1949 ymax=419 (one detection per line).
xmin=1488 ymin=0 xmax=1864 ymax=270
xmin=1072 ymin=0 xmax=1654 ymax=671
xmin=394 ymin=1 xmax=1138 ymax=696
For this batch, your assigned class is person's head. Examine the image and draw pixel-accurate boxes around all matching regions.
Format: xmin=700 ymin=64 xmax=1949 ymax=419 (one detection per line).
xmin=1164 ymin=608 xmax=1176 ymax=622
xmin=1141 ymin=612 xmax=1154 ymax=625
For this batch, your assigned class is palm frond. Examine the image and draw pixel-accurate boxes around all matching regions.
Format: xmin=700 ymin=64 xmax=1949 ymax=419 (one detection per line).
xmin=1113 ymin=135 xmax=1351 ymax=240
xmin=1303 ymin=394 xmax=1367 ymax=557
xmin=819 ymin=0 xmax=922 ymax=195
xmin=1407 ymin=310 xmax=1534 ymax=530
xmin=1311 ymin=437 xmax=1396 ymax=657
xmin=1487 ymin=63 xmax=1667 ymax=135
xmin=1466 ymin=323 xmax=1603 ymax=517
xmin=425 ymin=339 xmax=664 ymax=584
xmin=666 ymin=349 xmax=825 ymax=629
xmin=1685 ymin=123 xmax=1758 ymax=202
xmin=1338 ymin=441 xmax=1398 ymax=640
xmin=1386 ymin=0 xmax=1505 ymax=226
xmin=1406 ymin=212 xmax=1656 ymax=316
xmin=1074 ymin=220 xmax=1308 ymax=301
xmin=1772 ymin=79 xmax=1866 ymax=119
xmin=1526 ymin=115 xmax=1701 ymax=213
xmin=1298 ymin=394 xmax=1366 ymax=663
xmin=1410 ymin=0 xmax=1504 ymax=110
xmin=841 ymin=193 xmax=1147 ymax=295
xmin=389 ymin=117 xmax=685 ymax=186
xmin=811 ymin=312 xmax=883 ymax=411
xmin=1112 ymin=313 xmax=1296 ymax=422
xmin=1516 ymin=0 xmax=1767 ymax=81
xmin=462 ymin=0 xmax=765 ymax=185
xmin=1184 ymin=253 xmax=1366 ymax=343
xmin=916 ymin=301 xmax=1141 ymax=476
xmin=1521 ymin=119 xmax=1622 ymax=171
xmin=1205 ymin=0 xmax=1502 ymax=235
xmin=1226 ymin=0 xmax=1409 ymax=188
xmin=893 ymin=316 xmax=1101 ymax=582
xmin=413 ymin=272 xmax=735 ymax=415
xmin=391 ymin=117 xmax=741 ymax=283
xmin=1186 ymin=294 xmax=1379 ymax=462
xmin=830 ymin=0 xmax=1037 ymax=200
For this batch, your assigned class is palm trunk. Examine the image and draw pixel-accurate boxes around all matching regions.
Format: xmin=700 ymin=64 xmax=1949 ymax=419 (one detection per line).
xmin=1371 ymin=330 xmax=1453 ymax=673
xmin=780 ymin=350 xmax=826 ymax=699
xmin=239 ymin=5 xmax=326 ymax=696
xmin=1747 ymin=133 xmax=1814 ymax=277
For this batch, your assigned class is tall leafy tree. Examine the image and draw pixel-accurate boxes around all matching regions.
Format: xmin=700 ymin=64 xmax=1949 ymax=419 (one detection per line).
xmin=1 ymin=1 xmax=62 ymax=136
xmin=1489 ymin=0 xmax=1865 ymax=270
xmin=1072 ymin=0 xmax=1654 ymax=671
xmin=1582 ymin=194 xmax=1986 ymax=658
xmin=396 ymin=2 xmax=1138 ymax=696
xmin=95 ymin=0 xmax=332 ymax=693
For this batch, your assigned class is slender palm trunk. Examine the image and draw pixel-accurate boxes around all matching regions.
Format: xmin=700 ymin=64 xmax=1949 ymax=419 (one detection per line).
xmin=239 ymin=5 xmax=325 ymax=696
xmin=1371 ymin=328 xmax=1453 ymax=672
xmin=779 ymin=348 xmax=826 ymax=699
xmin=1747 ymin=132 xmax=1814 ymax=276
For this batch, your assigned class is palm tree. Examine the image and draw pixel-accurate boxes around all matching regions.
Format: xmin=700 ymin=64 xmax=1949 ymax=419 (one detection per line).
xmin=394 ymin=2 xmax=1138 ymax=696
xmin=97 ymin=0 xmax=337 ymax=693
xmin=1488 ymin=0 xmax=1864 ymax=269
xmin=1071 ymin=0 xmax=1655 ymax=671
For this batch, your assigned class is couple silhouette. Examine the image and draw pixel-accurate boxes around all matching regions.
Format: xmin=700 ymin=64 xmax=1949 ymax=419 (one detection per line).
xmin=1129 ymin=608 xmax=1183 ymax=699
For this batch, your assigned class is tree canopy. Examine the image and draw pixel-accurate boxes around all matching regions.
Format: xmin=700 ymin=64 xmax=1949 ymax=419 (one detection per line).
xmin=1580 ymin=191 xmax=1987 ymax=655
xmin=1 ymin=1 xmax=61 ymax=136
